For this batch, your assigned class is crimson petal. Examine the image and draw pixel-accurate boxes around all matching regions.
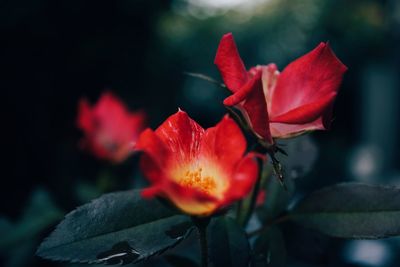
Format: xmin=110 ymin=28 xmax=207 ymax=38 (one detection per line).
xmin=200 ymin=115 xmax=246 ymax=169
xmin=270 ymin=92 xmax=337 ymax=124
xmin=270 ymin=42 xmax=347 ymax=120
xmin=214 ymin=33 xmax=248 ymax=92
xmin=226 ymin=153 xmax=260 ymax=202
xmin=136 ymin=129 xmax=170 ymax=183
xmin=155 ymin=110 xmax=204 ymax=165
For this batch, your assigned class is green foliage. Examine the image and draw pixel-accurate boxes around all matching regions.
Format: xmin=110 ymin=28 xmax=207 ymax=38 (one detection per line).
xmin=0 ymin=188 xmax=63 ymax=267
xmin=290 ymin=183 xmax=400 ymax=239
xmin=251 ymin=226 xmax=286 ymax=267
xmin=164 ymin=254 xmax=199 ymax=267
xmin=36 ymin=190 xmax=193 ymax=265
xmin=0 ymin=188 xmax=63 ymax=251
xmin=257 ymin=171 xmax=295 ymax=223
xmin=208 ymin=217 xmax=250 ymax=267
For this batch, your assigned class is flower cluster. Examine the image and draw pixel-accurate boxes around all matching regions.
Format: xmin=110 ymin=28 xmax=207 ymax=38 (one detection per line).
xmin=77 ymin=33 xmax=347 ymax=217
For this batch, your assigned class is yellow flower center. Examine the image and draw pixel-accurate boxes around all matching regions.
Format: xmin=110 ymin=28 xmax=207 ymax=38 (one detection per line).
xmin=179 ymin=168 xmax=217 ymax=195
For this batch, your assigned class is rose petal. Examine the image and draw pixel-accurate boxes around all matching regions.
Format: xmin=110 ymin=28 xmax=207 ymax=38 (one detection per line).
xmin=215 ymin=33 xmax=248 ymax=92
xmin=270 ymin=91 xmax=337 ymax=124
xmin=241 ymin=77 xmax=272 ymax=143
xmin=77 ymin=92 xmax=146 ymax=163
xmin=164 ymin=182 xmax=220 ymax=216
xmin=141 ymin=185 xmax=163 ymax=199
xmin=225 ymin=70 xmax=272 ymax=143
xmin=225 ymin=152 xmax=260 ymax=202
xmin=136 ymin=129 xmax=170 ymax=183
xmin=77 ymin=98 xmax=93 ymax=132
xmin=94 ymin=92 xmax=135 ymax=141
xmin=200 ymin=115 xmax=246 ymax=168
xmin=270 ymin=116 xmax=326 ymax=138
xmin=270 ymin=42 xmax=347 ymax=119
xmin=154 ymin=110 xmax=204 ymax=165
xmin=223 ymin=70 xmax=262 ymax=106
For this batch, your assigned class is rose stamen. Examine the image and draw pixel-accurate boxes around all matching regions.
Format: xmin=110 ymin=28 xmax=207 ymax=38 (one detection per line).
xmin=179 ymin=167 xmax=216 ymax=195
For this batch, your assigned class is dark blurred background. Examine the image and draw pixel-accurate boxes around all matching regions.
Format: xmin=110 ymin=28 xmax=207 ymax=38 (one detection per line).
xmin=1 ymin=0 xmax=400 ymax=266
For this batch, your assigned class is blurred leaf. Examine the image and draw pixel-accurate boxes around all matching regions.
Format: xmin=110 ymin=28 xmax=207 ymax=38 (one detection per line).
xmin=237 ymin=166 xmax=262 ymax=226
xmin=251 ymin=226 xmax=286 ymax=267
xmin=276 ymin=135 xmax=318 ymax=180
xmin=74 ymin=181 xmax=102 ymax=203
xmin=164 ymin=230 xmax=200 ymax=267
xmin=257 ymin=170 xmax=295 ymax=222
xmin=289 ymin=183 xmax=400 ymax=239
xmin=4 ymin=240 xmax=37 ymax=267
xmin=0 ymin=217 xmax=13 ymax=237
xmin=21 ymin=188 xmax=62 ymax=220
xmin=37 ymin=189 xmax=193 ymax=264
xmin=96 ymin=170 xmax=117 ymax=192
xmin=209 ymin=217 xmax=250 ymax=267
xmin=0 ymin=188 xmax=63 ymax=251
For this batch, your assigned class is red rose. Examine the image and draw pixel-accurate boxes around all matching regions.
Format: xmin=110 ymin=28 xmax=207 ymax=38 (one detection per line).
xmin=135 ymin=110 xmax=260 ymax=216
xmin=215 ymin=33 xmax=347 ymax=145
xmin=77 ymin=92 xmax=146 ymax=163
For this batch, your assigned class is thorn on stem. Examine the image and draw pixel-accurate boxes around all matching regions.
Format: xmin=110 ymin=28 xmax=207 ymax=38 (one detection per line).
xmin=269 ymin=150 xmax=287 ymax=191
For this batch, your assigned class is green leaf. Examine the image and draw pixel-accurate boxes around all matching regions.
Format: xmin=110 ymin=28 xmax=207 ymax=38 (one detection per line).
xmin=208 ymin=217 xmax=250 ymax=267
xmin=164 ymin=254 xmax=199 ymax=267
xmin=289 ymin=183 xmax=400 ymax=239
xmin=251 ymin=226 xmax=286 ymax=267
xmin=164 ymin=230 xmax=200 ymax=267
xmin=36 ymin=189 xmax=193 ymax=264
xmin=0 ymin=188 xmax=63 ymax=251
